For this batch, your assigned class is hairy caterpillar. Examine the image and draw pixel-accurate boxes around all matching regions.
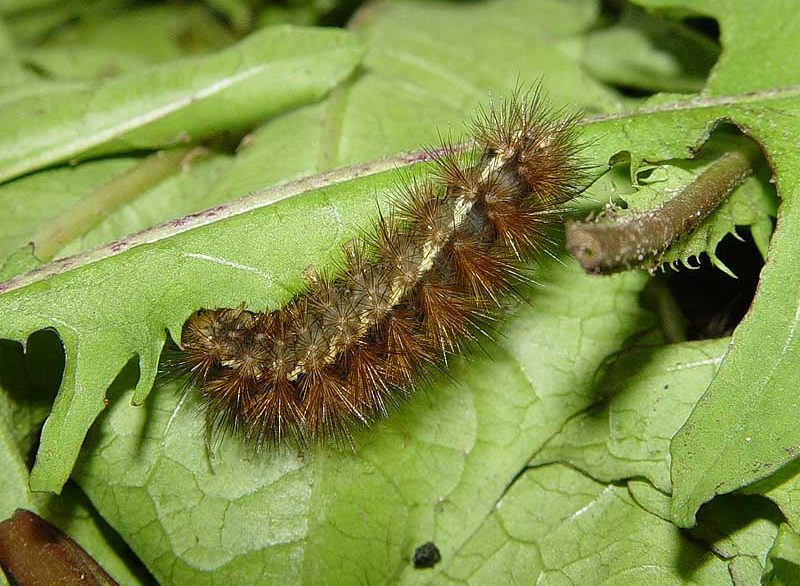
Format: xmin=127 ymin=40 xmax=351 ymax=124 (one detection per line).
xmin=173 ymin=88 xmax=586 ymax=447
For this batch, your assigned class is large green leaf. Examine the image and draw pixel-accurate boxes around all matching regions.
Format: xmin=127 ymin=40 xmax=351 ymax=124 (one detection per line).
xmin=0 ymin=24 xmax=363 ymax=183
xmin=438 ymin=464 xmax=732 ymax=584
xmin=5 ymin=160 xmax=422 ymax=494
xmin=2 ymin=0 xmax=616 ymax=276
xmin=0 ymin=16 xmax=30 ymax=85
xmin=743 ymin=458 xmax=800 ymax=533
xmin=646 ymin=0 xmax=800 ymax=527
xmin=586 ymin=83 xmax=800 ymax=526
xmin=0 ymin=158 xmax=137 ymax=262
xmin=2 ymin=0 xmax=127 ymax=46
xmin=531 ymin=338 xmax=729 ymax=493
xmin=20 ymin=3 xmax=236 ymax=81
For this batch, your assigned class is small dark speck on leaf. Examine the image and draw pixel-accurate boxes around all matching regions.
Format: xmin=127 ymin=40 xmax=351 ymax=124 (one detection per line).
xmin=412 ymin=542 xmax=441 ymax=569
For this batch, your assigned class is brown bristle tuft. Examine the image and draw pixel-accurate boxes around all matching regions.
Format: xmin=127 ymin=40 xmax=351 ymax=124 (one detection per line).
xmin=448 ymin=235 xmax=520 ymax=303
xmin=346 ymin=347 xmax=392 ymax=418
xmin=381 ymin=312 xmax=431 ymax=387
xmin=429 ymin=148 xmax=482 ymax=200
xmin=245 ymin=378 xmax=302 ymax=446
xmin=417 ymin=281 xmax=482 ymax=355
xmin=171 ymin=87 xmax=585 ymax=449
xmin=301 ymin=371 xmax=363 ymax=441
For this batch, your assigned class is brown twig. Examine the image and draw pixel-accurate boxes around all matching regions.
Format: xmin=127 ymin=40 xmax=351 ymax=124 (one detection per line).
xmin=566 ymin=140 xmax=761 ymax=274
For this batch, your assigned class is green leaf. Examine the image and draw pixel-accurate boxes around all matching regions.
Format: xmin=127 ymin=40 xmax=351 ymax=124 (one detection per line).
xmin=667 ymin=120 xmax=800 ymax=524
xmin=22 ymin=45 xmax=152 ymax=81
xmin=637 ymin=0 xmax=800 ymax=95
xmin=0 ymin=24 xmax=363 ymax=183
xmin=203 ymin=0 xmax=252 ymax=33
xmin=0 ymin=16 xmax=30 ymax=86
xmin=583 ymin=3 xmax=720 ymax=94
xmin=6 ymin=161 xmax=418 ymax=493
xmin=0 ymin=158 xmax=137 ymax=263
xmin=0 ymin=333 xmax=148 ymax=585
xmin=2 ymin=1 xmax=127 ymax=46
xmin=0 ymin=0 xmax=65 ymax=14
xmin=565 ymin=76 xmax=800 ymax=529
xmin=765 ymin=524 xmax=800 ymax=585
xmin=439 ymin=464 xmax=731 ymax=585
xmin=21 ymin=3 xmax=237 ymax=81
xmin=586 ymin=84 xmax=800 ymax=528
xmin=531 ymin=338 xmax=729 ymax=493
xmin=2 ymin=0 xmax=617 ymax=283
xmin=628 ymin=479 xmax=672 ymax=520
xmin=0 ymin=149 xmax=234 ymax=277
xmin=587 ymin=0 xmax=800 ymax=529
xmin=55 ymin=154 xmax=235 ymax=260
xmin=688 ymin=495 xmax=781 ymax=578
xmin=743 ymin=459 xmax=800 ymax=533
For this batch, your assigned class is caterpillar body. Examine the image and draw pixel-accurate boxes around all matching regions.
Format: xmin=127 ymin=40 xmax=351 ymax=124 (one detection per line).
xmin=175 ymin=90 xmax=585 ymax=448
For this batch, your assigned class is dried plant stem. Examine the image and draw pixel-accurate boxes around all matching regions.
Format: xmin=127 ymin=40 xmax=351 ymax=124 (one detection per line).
xmin=33 ymin=146 xmax=207 ymax=262
xmin=566 ymin=141 xmax=761 ymax=274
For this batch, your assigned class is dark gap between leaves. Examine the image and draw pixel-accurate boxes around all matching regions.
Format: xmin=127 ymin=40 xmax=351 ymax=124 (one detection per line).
xmin=665 ymin=227 xmax=766 ymax=340
xmin=682 ymin=16 xmax=721 ymax=43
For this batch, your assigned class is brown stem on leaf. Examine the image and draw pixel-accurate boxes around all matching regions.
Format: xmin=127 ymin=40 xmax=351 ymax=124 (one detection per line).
xmin=566 ymin=141 xmax=761 ymax=274
xmin=33 ymin=146 xmax=208 ymax=262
